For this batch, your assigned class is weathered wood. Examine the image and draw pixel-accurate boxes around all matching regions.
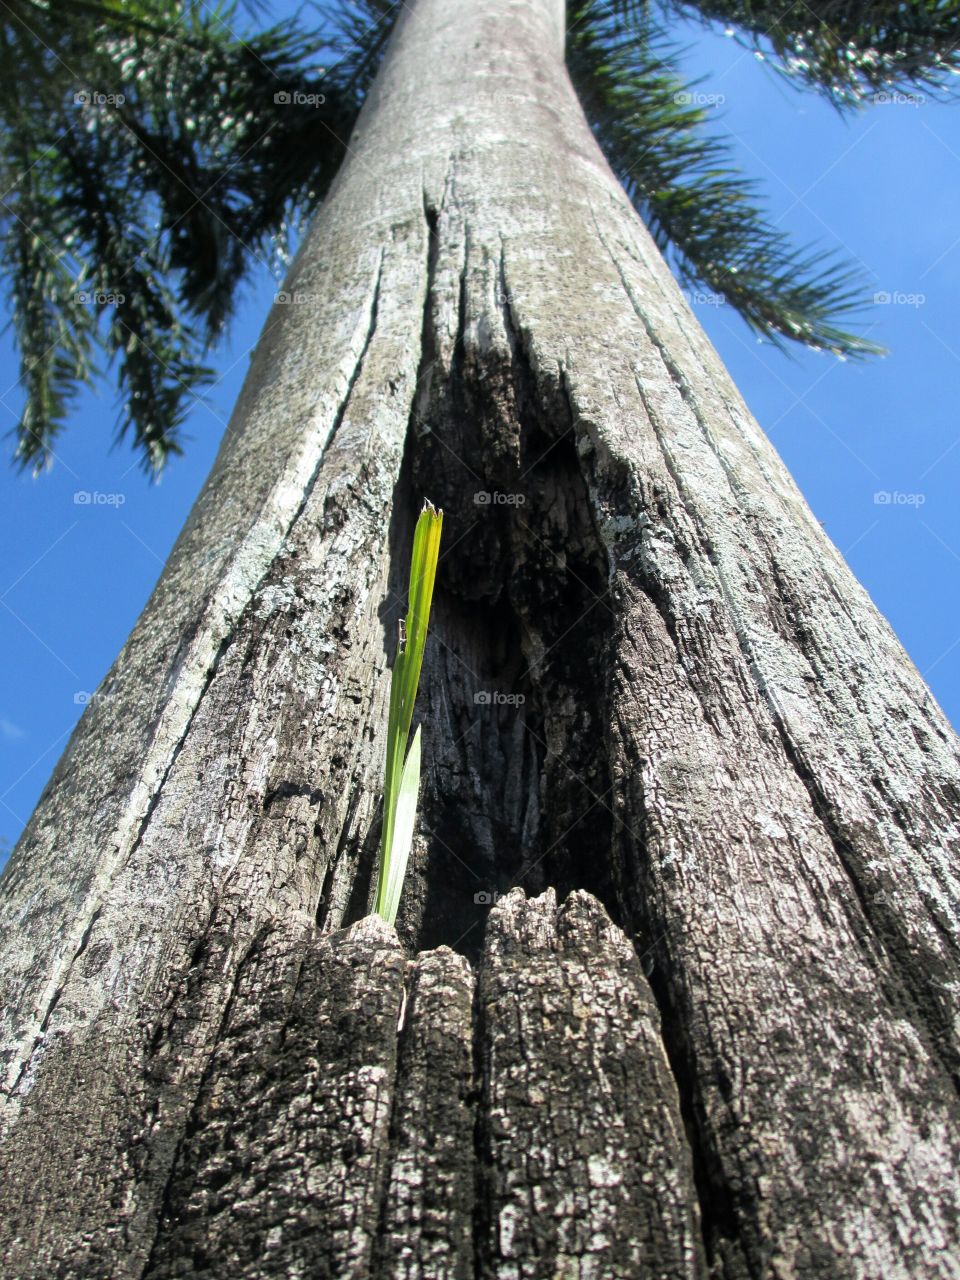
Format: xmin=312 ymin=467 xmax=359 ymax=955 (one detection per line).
xmin=377 ymin=945 xmax=476 ymax=1280
xmin=1 ymin=0 xmax=960 ymax=1274
xmin=476 ymin=889 xmax=704 ymax=1280
xmin=145 ymin=914 xmax=406 ymax=1280
xmin=116 ymin=890 xmax=699 ymax=1280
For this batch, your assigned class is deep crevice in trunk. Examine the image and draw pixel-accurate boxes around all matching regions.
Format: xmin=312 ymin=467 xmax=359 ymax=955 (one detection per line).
xmin=351 ymin=218 xmax=730 ymax=1271
xmin=642 ymin=951 xmax=748 ymax=1280
xmin=379 ymin=215 xmax=624 ymax=961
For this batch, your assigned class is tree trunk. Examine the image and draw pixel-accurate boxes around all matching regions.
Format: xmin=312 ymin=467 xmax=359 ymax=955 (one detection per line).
xmin=2 ymin=0 xmax=959 ymax=1275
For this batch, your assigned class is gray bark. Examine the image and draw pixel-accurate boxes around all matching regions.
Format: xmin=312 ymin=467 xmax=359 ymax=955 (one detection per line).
xmin=2 ymin=0 xmax=960 ymax=1276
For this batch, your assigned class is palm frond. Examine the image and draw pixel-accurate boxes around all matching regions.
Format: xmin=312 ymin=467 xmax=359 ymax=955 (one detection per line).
xmin=568 ymin=2 xmax=883 ymax=356
xmin=659 ymin=0 xmax=960 ymax=105
xmin=0 ymin=0 xmax=384 ymax=472
xmin=1 ymin=0 xmax=905 ymax=472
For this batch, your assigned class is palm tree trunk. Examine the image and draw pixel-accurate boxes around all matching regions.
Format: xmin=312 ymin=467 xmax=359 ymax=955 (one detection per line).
xmin=2 ymin=0 xmax=959 ymax=1275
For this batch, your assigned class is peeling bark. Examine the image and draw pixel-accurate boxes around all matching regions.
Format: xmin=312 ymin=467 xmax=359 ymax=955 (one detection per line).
xmin=1 ymin=0 xmax=959 ymax=1275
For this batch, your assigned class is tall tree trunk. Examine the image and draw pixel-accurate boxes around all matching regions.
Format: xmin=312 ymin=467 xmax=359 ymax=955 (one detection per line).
xmin=2 ymin=0 xmax=959 ymax=1275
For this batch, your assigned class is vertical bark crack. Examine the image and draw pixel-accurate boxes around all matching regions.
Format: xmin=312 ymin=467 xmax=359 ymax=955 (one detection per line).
xmin=3 ymin=251 xmax=388 ymax=1112
xmin=284 ymin=248 xmax=385 ymax=536
xmin=596 ymin=213 xmax=960 ymax=1098
xmin=140 ymin=921 xmax=282 ymax=1276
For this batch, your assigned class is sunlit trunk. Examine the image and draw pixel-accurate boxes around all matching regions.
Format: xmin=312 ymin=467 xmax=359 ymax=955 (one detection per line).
xmin=2 ymin=0 xmax=959 ymax=1275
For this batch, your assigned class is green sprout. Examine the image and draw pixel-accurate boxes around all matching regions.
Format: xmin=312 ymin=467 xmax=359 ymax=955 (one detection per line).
xmin=373 ymin=500 xmax=443 ymax=926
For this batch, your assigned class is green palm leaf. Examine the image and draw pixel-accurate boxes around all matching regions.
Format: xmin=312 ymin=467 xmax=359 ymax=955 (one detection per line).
xmin=7 ymin=0 xmax=958 ymax=466
xmin=374 ymin=501 xmax=443 ymax=927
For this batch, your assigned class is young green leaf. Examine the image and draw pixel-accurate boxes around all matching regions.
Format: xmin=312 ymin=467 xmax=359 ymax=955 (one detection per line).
xmin=377 ymin=725 xmax=422 ymax=928
xmin=374 ymin=501 xmax=443 ymax=926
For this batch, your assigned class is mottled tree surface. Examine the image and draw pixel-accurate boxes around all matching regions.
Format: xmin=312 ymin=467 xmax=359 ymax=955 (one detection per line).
xmin=2 ymin=0 xmax=960 ymax=1276
xmin=141 ymin=890 xmax=701 ymax=1280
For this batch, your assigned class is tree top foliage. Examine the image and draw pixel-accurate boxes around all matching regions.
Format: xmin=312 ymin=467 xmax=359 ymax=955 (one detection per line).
xmin=1 ymin=0 xmax=957 ymax=473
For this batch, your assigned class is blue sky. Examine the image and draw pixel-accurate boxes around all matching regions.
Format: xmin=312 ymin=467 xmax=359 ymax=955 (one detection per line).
xmin=1 ymin=10 xmax=959 ymax=865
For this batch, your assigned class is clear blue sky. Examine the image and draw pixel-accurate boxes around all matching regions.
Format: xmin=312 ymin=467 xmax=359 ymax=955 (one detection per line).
xmin=1 ymin=9 xmax=959 ymax=866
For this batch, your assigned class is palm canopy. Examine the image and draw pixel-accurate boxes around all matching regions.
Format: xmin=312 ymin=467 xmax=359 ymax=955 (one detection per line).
xmin=1 ymin=0 xmax=956 ymax=474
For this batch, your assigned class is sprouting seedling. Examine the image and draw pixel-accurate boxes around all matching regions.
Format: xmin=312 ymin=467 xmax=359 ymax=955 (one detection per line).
xmin=373 ymin=499 xmax=443 ymax=926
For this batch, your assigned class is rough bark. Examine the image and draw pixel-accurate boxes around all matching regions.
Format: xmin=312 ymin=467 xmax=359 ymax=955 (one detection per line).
xmin=2 ymin=0 xmax=960 ymax=1275
xmin=138 ymin=889 xmax=700 ymax=1280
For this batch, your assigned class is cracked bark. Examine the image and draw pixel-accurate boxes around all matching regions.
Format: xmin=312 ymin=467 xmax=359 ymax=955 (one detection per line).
xmin=2 ymin=0 xmax=960 ymax=1275
xmin=141 ymin=890 xmax=700 ymax=1280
